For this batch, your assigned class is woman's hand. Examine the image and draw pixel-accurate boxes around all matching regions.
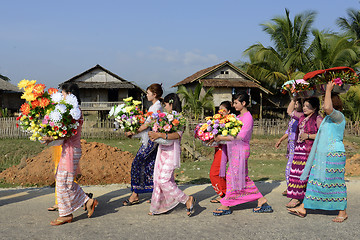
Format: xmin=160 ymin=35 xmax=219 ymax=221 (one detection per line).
xmin=326 ymin=81 xmax=335 ymax=92
xmin=125 ymin=131 xmax=134 ymax=138
xmin=275 ymin=139 xmax=282 ymax=149
xmin=298 ymin=133 xmax=308 ymax=142
xmin=41 ymin=136 xmax=54 ymax=145
xmin=148 ymin=131 xmax=160 ymax=141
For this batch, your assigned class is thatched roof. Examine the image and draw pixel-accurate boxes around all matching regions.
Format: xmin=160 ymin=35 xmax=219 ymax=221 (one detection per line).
xmin=60 ymin=64 xmax=145 ymax=92
xmin=201 ymin=79 xmax=261 ymax=88
xmin=0 ymin=78 xmax=21 ymax=92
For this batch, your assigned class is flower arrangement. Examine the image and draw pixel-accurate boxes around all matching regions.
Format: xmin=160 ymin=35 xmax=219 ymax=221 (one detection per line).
xmin=149 ymin=110 xmax=186 ymax=133
xmin=310 ymin=70 xmax=359 ymax=85
xmin=194 ymin=111 xmax=243 ymax=144
xmin=16 ymin=79 xmax=82 ymax=141
xmin=108 ymin=96 xmax=145 ymax=132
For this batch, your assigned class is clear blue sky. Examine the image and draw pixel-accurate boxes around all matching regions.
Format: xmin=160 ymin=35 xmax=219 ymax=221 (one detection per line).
xmin=1 ymin=0 xmax=359 ymax=92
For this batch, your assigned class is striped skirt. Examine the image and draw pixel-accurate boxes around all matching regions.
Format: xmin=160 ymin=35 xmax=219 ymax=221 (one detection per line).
xmin=303 ymin=152 xmax=347 ymax=211
xmin=287 ymin=142 xmax=309 ymax=200
xmin=56 ymin=148 xmax=89 ymax=217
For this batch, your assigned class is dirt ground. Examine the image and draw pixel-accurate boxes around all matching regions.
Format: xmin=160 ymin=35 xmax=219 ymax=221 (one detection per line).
xmin=0 ymin=140 xmax=134 ymax=186
xmin=345 ymin=153 xmax=360 ymax=176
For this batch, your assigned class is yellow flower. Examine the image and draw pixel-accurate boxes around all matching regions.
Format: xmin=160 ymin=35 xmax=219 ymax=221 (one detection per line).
xmin=225 ymin=122 xmax=231 ymax=128
xmin=124 ymin=96 xmax=133 ymax=102
xmin=228 ymin=116 xmax=236 ymax=122
xmin=53 ymin=136 xmax=58 ymax=140
xmin=132 ymin=100 xmax=142 ymax=105
xmin=18 ymin=79 xmax=30 ymax=90
xmin=230 ymin=129 xmax=238 ymax=136
xmin=125 ymin=106 xmax=133 ymax=113
xmin=30 ymin=136 xmax=36 ymax=141
xmin=222 ymin=130 xmax=228 ymax=136
xmin=21 ymin=92 xmax=37 ymax=102
xmin=200 ymin=123 xmax=208 ymax=131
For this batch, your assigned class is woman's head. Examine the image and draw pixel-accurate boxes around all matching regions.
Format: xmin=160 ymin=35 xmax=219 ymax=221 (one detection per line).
xmin=219 ymin=101 xmax=232 ymax=116
xmin=61 ymin=83 xmax=81 ymax=104
xmin=331 ymin=93 xmax=343 ymax=112
xmin=232 ymin=91 xmax=249 ymax=112
xmin=303 ymin=97 xmax=319 ymax=116
xmin=146 ymin=83 xmax=163 ymax=102
xmin=163 ymin=93 xmax=182 ymax=113
xmin=294 ymin=98 xmax=303 ymax=112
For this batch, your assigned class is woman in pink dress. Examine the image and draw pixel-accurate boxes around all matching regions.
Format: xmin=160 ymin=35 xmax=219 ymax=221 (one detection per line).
xmin=148 ymin=93 xmax=195 ymax=216
xmin=212 ymin=91 xmax=273 ymax=216
xmin=43 ymin=83 xmax=98 ymax=225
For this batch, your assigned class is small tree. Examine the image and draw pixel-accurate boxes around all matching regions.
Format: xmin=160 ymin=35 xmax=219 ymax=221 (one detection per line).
xmin=177 ymin=82 xmax=214 ymax=120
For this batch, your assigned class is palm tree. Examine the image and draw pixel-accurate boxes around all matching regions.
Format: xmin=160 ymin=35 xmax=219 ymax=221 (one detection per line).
xmin=176 ymin=82 xmax=214 ymax=120
xmin=306 ymin=30 xmax=360 ymax=71
xmin=243 ymin=9 xmax=316 ymax=90
xmin=337 ymin=8 xmax=360 ymax=41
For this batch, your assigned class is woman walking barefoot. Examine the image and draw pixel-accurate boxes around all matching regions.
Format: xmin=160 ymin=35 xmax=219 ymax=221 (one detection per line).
xmin=123 ymin=83 xmax=163 ymax=206
xmin=209 ymin=101 xmax=231 ymax=203
xmin=43 ymin=83 xmax=98 ymax=225
xmin=286 ymin=97 xmax=322 ymax=208
xmin=148 ymin=93 xmax=195 ymax=216
xmin=288 ymin=82 xmax=348 ymax=223
xmin=212 ymin=91 xmax=273 ymax=216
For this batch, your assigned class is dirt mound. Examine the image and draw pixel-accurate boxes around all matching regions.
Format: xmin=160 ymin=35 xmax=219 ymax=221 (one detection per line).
xmin=345 ymin=154 xmax=360 ymax=176
xmin=0 ymin=140 xmax=134 ymax=186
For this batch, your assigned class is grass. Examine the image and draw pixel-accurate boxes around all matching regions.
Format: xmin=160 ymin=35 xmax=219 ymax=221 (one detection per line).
xmin=1 ymin=134 xmax=359 ymax=187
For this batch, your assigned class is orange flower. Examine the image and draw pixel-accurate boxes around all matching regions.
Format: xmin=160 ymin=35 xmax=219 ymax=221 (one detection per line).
xmin=33 ymin=84 xmax=46 ymax=97
xmin=172 ymin=119 xmax=180 ymax=126
xmin=20 ymin=103 xmax=31 ymax=115
xmin=48 ymin=88 xmax=58 ymax=95
xmin=213 ymin=114 xmax=222 ymax=120
xmin=39 ymin=97 xmax=50 ymax=108
xmin=31 ymin=99 xmax=40 ymax=109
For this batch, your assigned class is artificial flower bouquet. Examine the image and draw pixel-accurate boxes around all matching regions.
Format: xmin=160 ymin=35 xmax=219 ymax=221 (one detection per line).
xmin=148 ymin=110 xmax=186 ymax=145
xmin=108 ymin=96 xmax=145 ymax=133
xmin=194 ymin=110 xmax=243 ymax=147
xmin=16 ymin=79 xmax=82 ymax=143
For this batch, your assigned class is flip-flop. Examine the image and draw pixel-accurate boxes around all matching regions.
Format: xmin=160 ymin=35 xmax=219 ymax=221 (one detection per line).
xmin=50 ymin=216 xmax=73 ymax=226
xmin=87 ymin=199 xmax=98 ymax=218
xmin=123 ymin=199 xmax=140 ymax=206
xmin=332 ymin=216 xmax=348 ymax=223
xmin=287 ymin=208 xmax=306 ymax=218
xmin=186 ymin=197 xmax=196 ymax=217
xmin=210 ymin=198 xmax=221 ymax=203
xmin=47 ymin=206 xmax=58 ymax=211
xmin=213 ymin=208 xmax=232 ymax=216
xmin=285 ymin=199 xmax=301 ymax=208
xmin=253 ymin=203 xmax=274 ymax=213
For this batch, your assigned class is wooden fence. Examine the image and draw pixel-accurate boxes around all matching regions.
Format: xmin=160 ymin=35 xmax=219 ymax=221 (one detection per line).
xmin=1 ymin=117 xmax=360 ymax=139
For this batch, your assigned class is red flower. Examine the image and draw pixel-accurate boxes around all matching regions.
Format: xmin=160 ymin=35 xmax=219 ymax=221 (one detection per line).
xmin=71 ymin=129 xmax=77 ymax=135
xmin=20 ymin=103 xmax=30 ymax=115
xmin=71 ymin=119 xmax=76 ymax=123
xmin=54 ymin=126 xmax=59 ymax=131
xmin=62 ymin=130 xmax=67 ymax=135
xmin=48 ymin=88 xmax=58 ymax=95
xmin=16 ymin=123 xmax=19 ymax=128
xmin=39 ymin=97 xmax=50 ymax=108
xmin=31 ymin=99 xmax=40 ymax=109
xmin=16 ymin=116 xmax=21 ymax=121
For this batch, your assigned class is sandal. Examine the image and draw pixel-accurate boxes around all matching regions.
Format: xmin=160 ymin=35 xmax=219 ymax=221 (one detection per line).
xmin=50 ymin=215 xmax=73 ymax=226
xmin=332 ymin=216 xmax=348 ymax=223
xmin=47 ymin=205 xmax=58 ymax=211
xmin=123 ymin=199 xmax=140 ymax=206
xmin=213 ymin=208 xmax=232 ymax=216
xmin=186 ymin=196 xmax=196 ymax=217
xmin=210 ymin=198 xmax=221 ymax=203
xmin=282 ymin=190 xmax=287 ymax=196
xmin=285 ymin=199 xmax=301 ymax=208
xmin=287 ymin=208 xmax=306 ymax=218
xmin=83 ymin=192 xmax=94 ymax=211
xmin=253 ymin=203 xmax=273 ymax=213
xmin=87 ymin=198 xmax=98 ymax=218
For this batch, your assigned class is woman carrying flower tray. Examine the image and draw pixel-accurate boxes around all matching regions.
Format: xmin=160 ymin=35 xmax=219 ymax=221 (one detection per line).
xmin=212 ymin=91 xmax=273 ymax=216
xmin=122 ymin=83 xmax=163 ymax=206
xmin=42 ymin=83 xmax=98 ymax=226
xmin=147 ymin=93 xmax=195 ymax=216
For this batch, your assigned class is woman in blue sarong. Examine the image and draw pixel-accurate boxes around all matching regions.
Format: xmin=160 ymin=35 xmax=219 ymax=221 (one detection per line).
xmin=123 ymin=83 xmax=163 ymax=206
xmin=288 ymin=81 xmax=348 ymax=223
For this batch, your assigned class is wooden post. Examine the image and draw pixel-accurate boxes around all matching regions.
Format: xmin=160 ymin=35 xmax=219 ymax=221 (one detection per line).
xmin=260 ymin=92 xmax=263 ymax=119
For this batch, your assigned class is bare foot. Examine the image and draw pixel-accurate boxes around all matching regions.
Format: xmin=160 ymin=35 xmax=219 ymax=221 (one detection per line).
xmin=47 ymin=204 xmax=58 ymax=211
xmin=332 ymin=210 xmax=348 ymax=223
xmin=285 ymin=198 xmax=301 ymax=208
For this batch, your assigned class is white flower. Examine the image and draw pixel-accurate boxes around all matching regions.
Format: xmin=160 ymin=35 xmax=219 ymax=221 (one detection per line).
xmin=55 ymin=104 xmax=67 ymax=114
xmin=62 ymin=126 xmax=67 ymax=131
xmin=114 ymin=104 xmax=125 ymax=116
xmin=51 ymin=92 xmax=63 ymax=103
xmin=167 ymin=114 xmax=174 ymax=122
xmin=108 ymin=106 xmax=115 ymax=117
xmin=49 ymin=110 xmax=62 ymax=122
xmin=70 ymin=107 xmax=81 ymax=120
xmin=65 ymin=94 xmax=79 ymax=107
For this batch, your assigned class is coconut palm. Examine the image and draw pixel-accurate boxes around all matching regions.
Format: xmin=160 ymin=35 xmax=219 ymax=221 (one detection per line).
xmin=176 ymin=82 xmax=214 ymax=120
xmin=243 ymin=9 xmax=316 ymax=90
xmin=337 ymin=8 xmax=360 ymax=42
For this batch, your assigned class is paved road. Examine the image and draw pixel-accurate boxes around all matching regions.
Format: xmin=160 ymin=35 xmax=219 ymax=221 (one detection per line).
xmin=0 ymin=180 xmax=359 ymax=240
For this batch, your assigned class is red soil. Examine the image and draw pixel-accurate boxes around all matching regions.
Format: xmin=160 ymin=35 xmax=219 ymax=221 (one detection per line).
xmin=0 ymin=140 xmax=134 ymax=186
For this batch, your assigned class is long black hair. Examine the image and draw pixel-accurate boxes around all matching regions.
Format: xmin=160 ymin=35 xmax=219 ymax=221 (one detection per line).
xmin=219 ymin=100 xmax=232 ymax=112
xmin=232 ymin=90 xmax=249 ymax=106
xmin=163 ymin=93 xmax=182 ymax=113
xmin=61 ymin=83 xmax=81 ymax=105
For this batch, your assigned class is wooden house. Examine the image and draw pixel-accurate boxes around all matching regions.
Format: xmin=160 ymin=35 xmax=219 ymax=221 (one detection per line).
xmin=59 ymin=64 xmax=145 ymax=112
xmin=0 ymin=78 xmax=23 ymax=114
xmin=172 ymin=61 xmax=274 ymax=118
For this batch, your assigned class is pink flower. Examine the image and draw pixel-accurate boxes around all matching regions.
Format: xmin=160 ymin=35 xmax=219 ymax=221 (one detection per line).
xmin=158 ymin=112 xmax=166 ymax=118
xmin=49 ymin=121 xmax=55 ymax=127
xmin=44 ymin=115 xmax=50 ymax=120
xmin=204 ymin=132 xmax=210 ymax=140
xmin=197 ymin=129 xmax=204 ymax=137
xmin=164 ymin=124 xmax=172 ymax=132
xmin=152 ymin=123 xmax=160 ymax=132
xmin=333 ymin=78 xmax=343 ymax=86
xmin=42 ymin=119 xmax=48 ymax=124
